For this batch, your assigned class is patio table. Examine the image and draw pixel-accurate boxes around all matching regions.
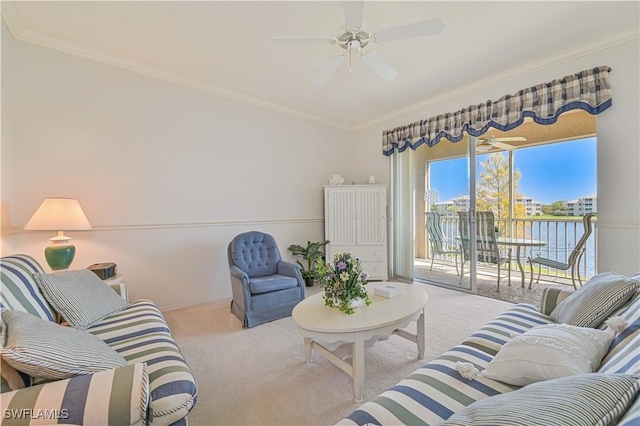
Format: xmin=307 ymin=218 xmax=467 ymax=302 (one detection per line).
xmin=496 ymin=238 xmax=546 ymax=287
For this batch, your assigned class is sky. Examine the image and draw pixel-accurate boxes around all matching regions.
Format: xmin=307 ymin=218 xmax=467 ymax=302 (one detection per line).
xmin=430 ymin=137 xmax=597 ymax=205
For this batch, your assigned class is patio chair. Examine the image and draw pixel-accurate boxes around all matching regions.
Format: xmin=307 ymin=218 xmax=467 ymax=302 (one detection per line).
xmin=528 ymin=213 xmax=596 ymax=290
xmin=458 ymin=211 xmax=511 ymax=291
xmin=425 ymin=212 xmax=459 ymax=274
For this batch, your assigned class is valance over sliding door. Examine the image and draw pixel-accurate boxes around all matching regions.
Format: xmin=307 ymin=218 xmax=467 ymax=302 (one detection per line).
xmin=382 ymin=66 xmax=612 ymax=156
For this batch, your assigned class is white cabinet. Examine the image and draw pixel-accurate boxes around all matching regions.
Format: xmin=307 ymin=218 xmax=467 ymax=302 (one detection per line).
xmin=324 ymin=185 xmax=388 ymax=280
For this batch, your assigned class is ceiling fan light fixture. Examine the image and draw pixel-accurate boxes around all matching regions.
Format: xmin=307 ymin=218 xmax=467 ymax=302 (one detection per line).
xmin=475 ymin=143 xmax=493 ymax=153
xmin=273 ymin=2 xmax=443 ymax=84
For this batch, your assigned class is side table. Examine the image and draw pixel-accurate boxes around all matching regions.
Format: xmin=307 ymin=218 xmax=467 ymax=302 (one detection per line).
xmin=102 ymin=274 xmax=125 ymax=285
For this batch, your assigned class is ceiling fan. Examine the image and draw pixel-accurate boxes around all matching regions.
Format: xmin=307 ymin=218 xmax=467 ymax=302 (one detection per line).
xmin=272 ymin=1 xmax=444 ymax=85
xmin=475 ymin=136 xmax=527 ymax=153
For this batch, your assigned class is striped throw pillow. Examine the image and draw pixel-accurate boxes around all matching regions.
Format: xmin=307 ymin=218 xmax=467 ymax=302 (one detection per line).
xmin=550 ymin=272 xmax=639 ymax=328
xmin=1 ymin=309 xmax=127 ymax=380
xmin=441 ymin=373 xmax=640 ymax=426
xmin=33 ymin=269 xmax=129 ymax=330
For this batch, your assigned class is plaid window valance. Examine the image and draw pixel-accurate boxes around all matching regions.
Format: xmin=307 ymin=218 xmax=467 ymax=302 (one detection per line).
xmin=382 ymin=66 xmax=612 ymax=156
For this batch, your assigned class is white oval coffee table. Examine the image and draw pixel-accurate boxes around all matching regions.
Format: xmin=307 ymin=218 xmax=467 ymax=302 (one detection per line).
xmin=291 ymin=282 xmax=428 ymax=403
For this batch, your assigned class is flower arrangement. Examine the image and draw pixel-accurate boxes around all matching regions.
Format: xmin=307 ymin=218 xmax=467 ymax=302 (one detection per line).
xmin=314 ymin=252 xmax=371 ymax=314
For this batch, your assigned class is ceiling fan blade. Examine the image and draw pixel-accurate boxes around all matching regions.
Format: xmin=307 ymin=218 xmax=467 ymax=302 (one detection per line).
xmin=496 ymin=137 xmax=527 ymax=142
xmin=373 ymin=18 xmax=444 ymax=43
xmin=272 ymin=36 xmax=337 ymax=46
xmin=361 ymin=50 xmax=398 ymax=82
xmin=343 ymin=0 xmax=364 ymax=30
xmin=313 ymin=54 xmax=347 ymax=86
xmin=493 ymin=142 xmax=516 ymax=151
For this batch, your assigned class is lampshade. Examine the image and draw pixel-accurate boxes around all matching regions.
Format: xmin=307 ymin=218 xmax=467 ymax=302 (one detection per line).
xmin=24 ymin=198 xmax=92 ymax=232
xmin=24 ymin=198 xmax=92 ymax=271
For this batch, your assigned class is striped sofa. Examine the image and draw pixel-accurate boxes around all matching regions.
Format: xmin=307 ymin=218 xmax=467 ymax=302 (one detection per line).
xmin=0 ymin=255 xmax=197 ymax=425
xmin=339 ymin=279 xmax=640 ymax=426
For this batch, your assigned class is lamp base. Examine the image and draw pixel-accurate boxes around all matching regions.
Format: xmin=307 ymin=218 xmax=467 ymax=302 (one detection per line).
xmin=45 ymin=244 xmax=76 ymax=270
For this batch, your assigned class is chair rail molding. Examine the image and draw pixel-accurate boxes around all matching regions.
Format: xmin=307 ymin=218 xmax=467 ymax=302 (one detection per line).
xmin=8 ymin=218 xmax=324 ymax=234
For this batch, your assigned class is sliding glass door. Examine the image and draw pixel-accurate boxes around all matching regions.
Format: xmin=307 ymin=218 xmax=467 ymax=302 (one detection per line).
xmin=389 ymin=148 xmax=415 ymax=282
xmin=390 ymin=136 xmax=478 ymax=291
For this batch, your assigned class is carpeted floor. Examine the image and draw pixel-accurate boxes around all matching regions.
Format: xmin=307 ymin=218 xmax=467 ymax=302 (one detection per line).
xmin=164 ymin=283 xmax=512 ymax=426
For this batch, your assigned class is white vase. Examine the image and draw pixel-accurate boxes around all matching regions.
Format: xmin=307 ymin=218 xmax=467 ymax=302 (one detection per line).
xmin=349 ymin=298 xmax=363 ymax=309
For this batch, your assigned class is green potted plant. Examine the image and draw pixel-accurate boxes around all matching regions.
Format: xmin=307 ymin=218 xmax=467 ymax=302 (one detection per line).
xmin=288 ymin=240 xmax=329 ymax=287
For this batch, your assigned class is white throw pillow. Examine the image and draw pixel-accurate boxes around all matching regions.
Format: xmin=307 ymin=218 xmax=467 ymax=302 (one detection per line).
xmin=481 ymin=323 xmax=614 ymax=386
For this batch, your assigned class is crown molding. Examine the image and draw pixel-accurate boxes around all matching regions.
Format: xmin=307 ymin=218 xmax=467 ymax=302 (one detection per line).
xmin=2 ymin=2 xmax=638 ymax=134
xmin=0 ymin=2 xmax=24 ymax=38
xmin=353 ymin=26 xmax=640 ymax=132
xmin=0 ymin=3 xmax=352 ymax=132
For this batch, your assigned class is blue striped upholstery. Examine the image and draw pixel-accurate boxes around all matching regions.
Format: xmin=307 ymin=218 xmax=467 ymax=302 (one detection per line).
xmin=339 ymin=295 xmax=640 ymax=426
xmin=0 ymin=363 xmax=149 ymax=426
xmin=88 ymin=300 xmax=198 ymax=425
xmin=1 ymin=255 xmax=197 ymax=425
xmin=601 ymin=291 xmax=640 ymax=426
xmin=440 ymin=373 xmax=639 ymax=426
xmin=339 ymin=304 xmax=552 ymax=425
xmin=0 ymin=255 xmax=55 ymax=322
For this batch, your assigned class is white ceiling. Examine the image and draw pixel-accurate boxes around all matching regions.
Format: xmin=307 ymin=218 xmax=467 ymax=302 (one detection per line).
xmin=3 ymin=1 xmax=639 ymax=131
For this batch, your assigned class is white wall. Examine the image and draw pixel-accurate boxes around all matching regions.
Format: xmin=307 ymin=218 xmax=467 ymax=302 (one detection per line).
xmin=352 ymin=39 xmax=640 ymax=276
xmin=3 ymin=22 xmax=638 ymax=312
xmin=1 ymin=23 xmax=14 ymax=256
xmin=1 ymin=25 xmax=355 ymax=310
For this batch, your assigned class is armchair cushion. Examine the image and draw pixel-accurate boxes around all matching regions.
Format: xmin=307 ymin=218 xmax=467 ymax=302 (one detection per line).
xmin=249 ymin=275 xmax=298 ymax=295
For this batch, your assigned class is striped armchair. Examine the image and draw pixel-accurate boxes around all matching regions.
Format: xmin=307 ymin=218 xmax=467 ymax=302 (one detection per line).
xmin=0 ymin=255 xmax=197 ymax=425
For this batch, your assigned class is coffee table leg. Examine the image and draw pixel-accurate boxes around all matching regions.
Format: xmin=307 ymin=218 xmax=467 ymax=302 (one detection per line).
xmin=417 ymin=308 xmax=426 ymax=359
xmin=353 ymin=334 xmax=365 ymax=403
xmin=304 ymin=337 xmax=313 ymax=363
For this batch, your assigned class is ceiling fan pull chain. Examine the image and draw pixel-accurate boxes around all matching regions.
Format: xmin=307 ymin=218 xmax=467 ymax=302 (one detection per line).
xmin=349 ymin=42 xmax=353 ymax=73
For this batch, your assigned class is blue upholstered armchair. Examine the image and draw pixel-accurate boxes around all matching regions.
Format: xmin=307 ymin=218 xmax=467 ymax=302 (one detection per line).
xmin=227 ymin=231 xmax=306 ymax=327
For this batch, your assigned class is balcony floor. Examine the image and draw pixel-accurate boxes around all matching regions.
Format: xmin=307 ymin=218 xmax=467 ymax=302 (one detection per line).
xmin=414 ymin=257 xmax=577 ymax=306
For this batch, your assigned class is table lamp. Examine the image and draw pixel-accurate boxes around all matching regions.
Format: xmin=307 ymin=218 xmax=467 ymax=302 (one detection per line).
xmin=23 ymin=198 xmax=92 ymax=270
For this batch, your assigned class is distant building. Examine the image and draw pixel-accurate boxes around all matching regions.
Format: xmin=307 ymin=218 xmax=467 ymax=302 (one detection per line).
xmin=424 ymin=189 xmax=439 ymax=205
xmin=515 ymin=197 xmax=543 ymax=216
xmin=434 ymin=195 xmax=469 ymax=216
xmin=565 ymin=195 xmax=597 ymax=216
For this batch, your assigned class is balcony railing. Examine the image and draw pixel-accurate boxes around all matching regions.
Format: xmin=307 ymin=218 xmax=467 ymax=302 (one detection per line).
xmin=431 ymin=216 xmax=597 ymax=282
